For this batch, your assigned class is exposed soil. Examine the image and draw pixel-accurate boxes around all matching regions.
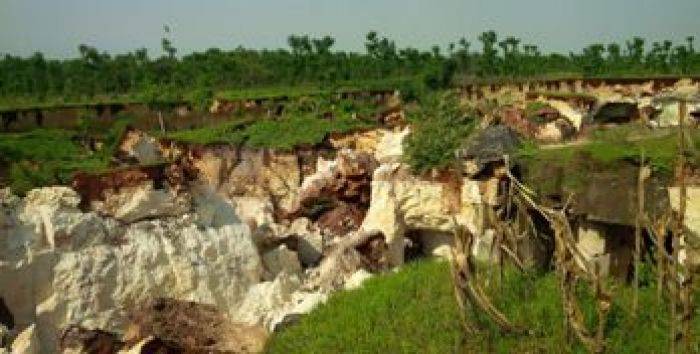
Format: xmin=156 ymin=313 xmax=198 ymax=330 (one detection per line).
xmin=123 ymin=298 xmax=268 ymax=354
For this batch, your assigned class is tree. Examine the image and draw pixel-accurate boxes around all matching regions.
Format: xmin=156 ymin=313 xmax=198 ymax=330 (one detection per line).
xmin=478 ymin=30 xmax=499 ymax=76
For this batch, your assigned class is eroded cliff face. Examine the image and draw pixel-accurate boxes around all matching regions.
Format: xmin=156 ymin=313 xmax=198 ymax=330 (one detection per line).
xmin=1 ymin=80 xmax=699 ymax=352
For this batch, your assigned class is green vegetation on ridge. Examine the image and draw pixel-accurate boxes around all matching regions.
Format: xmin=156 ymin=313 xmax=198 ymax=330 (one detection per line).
xmin=164 ymin=114 xmax=374 ymax=150
xmin=2 ymin=31 xmax=700 ymax=111
xmin=0 ymin=115 xmax=132 ymax=195
xmin=403 ymin=93 xmax=477 ymax=173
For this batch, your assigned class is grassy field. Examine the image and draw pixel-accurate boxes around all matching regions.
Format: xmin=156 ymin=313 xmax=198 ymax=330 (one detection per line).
xmin=0 ymin=77 xmax=417 ymax=113
xmin=0 ymin=115 xmax=131 ymax=195
xmin=164 ymin=112 xmax=375 ymax=149
xmin=266 ymin=260 xmax=700 ymax=354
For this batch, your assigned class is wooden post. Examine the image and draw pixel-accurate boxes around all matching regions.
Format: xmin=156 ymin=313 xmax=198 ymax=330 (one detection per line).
xmin=158 ymin=111 xmax=165 ymax=133
xmin=657 ymin=217 xmax=666 ymax=303
xmin=671 ymin=100 xmax=688 ymax=353
xmin=677 ymin=101 xmax=691 ymax=353
xmin=633 ymin=151 xmax=646 ymax=316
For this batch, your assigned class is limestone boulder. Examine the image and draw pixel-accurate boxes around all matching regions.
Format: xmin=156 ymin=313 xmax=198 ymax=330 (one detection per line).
xmin=375 ymin=127 xmax=411 ymax=164
xmin=653 ymin=101 xmax=700 ymax=127
xmin=94 ymin=183 xmax=190 ymax=223
xmin=670 ymin=187 xmax=700 ymax=269
xmin=0 ymin=215 xmax=262 ymax=353
xmin=546 ymin=100 xmax=584 ymax=130
xmin=344 ymin=269 xmax=373 ymax=290
xmin=262 ymin=245 xmax=302 ymax=278
xmin=191 ymin=185 xmax=242 ymax=228
xmin=116 ymin=129 xmax=165 ymax=165
xmin=234 ymin=273 xmax=301 ymax=330
xmin=3 ymin=187 xmax=117 ymax=258
xmin=11 ymin=324 xmax=39 ymax=354
xmin=361 ymin=163 xmax=484 ymax=265
xmin=269 ymin=291 xmax=327 ymax=332
xmin=282 ymin=218 xmax=323 ymax=267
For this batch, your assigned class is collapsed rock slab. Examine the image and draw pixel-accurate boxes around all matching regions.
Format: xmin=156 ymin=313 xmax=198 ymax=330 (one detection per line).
xmin=94 ymin=182 xmax=190 ymax=223
xmin=263 ymin=245 xmax=302 ymax=278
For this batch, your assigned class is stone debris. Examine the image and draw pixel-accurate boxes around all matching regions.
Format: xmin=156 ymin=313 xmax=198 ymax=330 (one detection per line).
xmin=263 ymin=244 xmax=303 ymax=278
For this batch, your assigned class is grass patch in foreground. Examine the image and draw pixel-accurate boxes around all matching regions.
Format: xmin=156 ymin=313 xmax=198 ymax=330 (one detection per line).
xmin=266 ymin=260 xmax=700 ymax=354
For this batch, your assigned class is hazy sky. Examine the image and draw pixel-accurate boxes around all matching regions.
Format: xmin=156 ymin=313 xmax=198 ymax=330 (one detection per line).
xmin=1 ymin=0 xmax=699 ymax=58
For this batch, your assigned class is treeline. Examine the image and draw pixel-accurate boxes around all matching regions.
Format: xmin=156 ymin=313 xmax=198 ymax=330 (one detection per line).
xmin=1 ymin=31 xmax=699 ymax=102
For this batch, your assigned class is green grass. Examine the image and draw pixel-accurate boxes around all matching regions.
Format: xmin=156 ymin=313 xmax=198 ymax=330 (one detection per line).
xmin=214 ymin=77 xmax=417 ymax=102
xmin=519 ymin=125 xmax=700 ymax=175
xmin=0 ymin=129 xmax=111 ymax=194
xmin=0 ymin=77 xmax=416 ymax=112
xmin=266 ymin=260 xmax=700 ymax=354
xmin=403 ymin=93 xmax=476 ymax=173
xmin=0 ymin=115 xmax=131 ymax=195
xmin=164 ymin=114 xmax=375 ymax=150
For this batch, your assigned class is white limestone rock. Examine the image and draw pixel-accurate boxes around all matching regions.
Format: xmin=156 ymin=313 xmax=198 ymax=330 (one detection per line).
xmin=11 ymin=324 xmax=39 ymax=354
xmin=95 ymin=183 xmax=190 ymax=223
xmin=234 ymin=273 xmax=301 ymax=330
xmin=344 ymin=269 xmax=373 ymax=290
xmin=546 ymin=100 xmax=584 ymax=130
xmin=361 ymin=163 xmax=484 ymax=265
xmin=374 ymin=127 xmax=411 ymax=164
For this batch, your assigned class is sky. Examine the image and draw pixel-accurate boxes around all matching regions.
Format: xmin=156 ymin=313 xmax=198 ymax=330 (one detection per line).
xmin=1 ymin=0 xmax=699 ymax=59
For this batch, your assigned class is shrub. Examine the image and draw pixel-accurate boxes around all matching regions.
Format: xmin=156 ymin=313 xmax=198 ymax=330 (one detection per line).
xmin=404 ymin=93 xmax=476 ymax=173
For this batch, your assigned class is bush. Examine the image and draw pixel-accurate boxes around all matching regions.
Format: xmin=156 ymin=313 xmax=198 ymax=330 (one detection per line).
xmin=404 ymin=94 xmax=476 ymax=173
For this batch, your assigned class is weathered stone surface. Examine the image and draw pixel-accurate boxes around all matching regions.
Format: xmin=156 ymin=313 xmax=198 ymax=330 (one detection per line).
xmin=0 ymin=187 xmax=264 ymax=353
xmin=653 ymin=101 xmax=700 ymax=127
xmin=535 ymin=119 xmax=575 ymax=142
xmin=269 ymin=291 xmax=327 ymax=332
xmin=282 ymin=217 xmax=323 ymax=266
xmin=457 ymin=125 xmax=520 ymax=173
xmin=374 ymin=127 xmax=411 ymax=164
xmin=116 ymin=129 xmax=165 ymax=165
xmin=222 ymin=149 xmax=301 ymax=212
xmin=1 ymin=187 xmax=117 ymax=260
xmin=231 ymin=273 xmax=301 ymax=329
xmin=575 ymin=220 xmax=633 ymax=278
xmin=361 ymin=163 xmax=484 ymax=265
xmin=94 ymin=182 xmax=190 ymax=223
xmin=669 ymin=187 xmax=700 ymax=269
xmin=344 ymin=269 xmax=373 ymax=290
xmin=11 ymin=324 xmax=39 ymax=354
xmin=329 ymin=129 xmax=380 ymax=154
xmin=262 ymin=245 xmax=302 ymax=278
xmin=191 ymin=184 xmax=242 ymax=228
xmin=546 ymin=100 xmax=584 ymax=129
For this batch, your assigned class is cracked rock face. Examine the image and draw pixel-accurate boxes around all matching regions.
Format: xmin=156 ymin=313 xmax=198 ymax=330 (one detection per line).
xmin=0 ymin=187 xmax=266 ymax=353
